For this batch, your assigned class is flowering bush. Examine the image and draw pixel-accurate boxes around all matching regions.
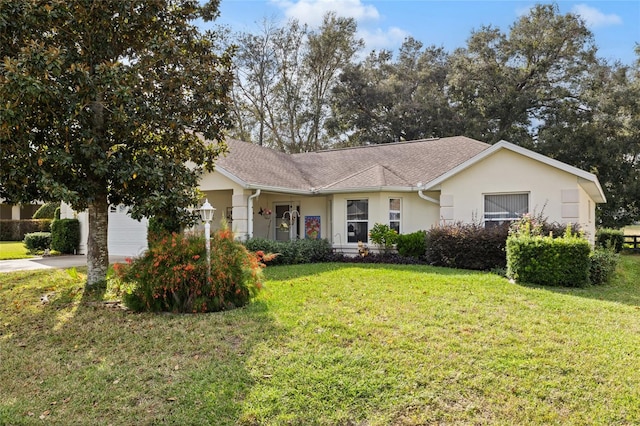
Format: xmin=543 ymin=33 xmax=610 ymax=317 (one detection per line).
xmin=114 ymin=225 xmax=269 ymax=313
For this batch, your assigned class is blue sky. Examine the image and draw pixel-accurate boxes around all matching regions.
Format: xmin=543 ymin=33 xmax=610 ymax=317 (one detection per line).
xmin=210 ymin=0 xmax=639 ymax=65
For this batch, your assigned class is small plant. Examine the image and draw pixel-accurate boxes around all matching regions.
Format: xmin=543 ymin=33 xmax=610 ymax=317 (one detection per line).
xmin=595 ymin=228 xmax=625 ymax=253
xmin=589 ymin=248 xmax=619 ymax=285
xmin=396 ymin=230 xmax=427 ymax=259
xmin=33 ymin=202 xmax=60 ymax=219
xmin=23 ymin=232 xmax=51 ymax=253
xmin=368 ymin=223 xmax=398 ymax=253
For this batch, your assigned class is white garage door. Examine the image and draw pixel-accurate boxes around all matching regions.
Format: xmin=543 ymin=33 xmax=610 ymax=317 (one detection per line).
xmin=108 ymin=205 xmax=148 ymax=257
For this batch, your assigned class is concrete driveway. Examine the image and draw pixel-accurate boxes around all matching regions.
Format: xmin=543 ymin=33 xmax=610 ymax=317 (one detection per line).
xmin=0 ymin=255 xmax=130 ymax=273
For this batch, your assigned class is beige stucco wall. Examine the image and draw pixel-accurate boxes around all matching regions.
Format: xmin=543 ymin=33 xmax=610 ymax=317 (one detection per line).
xmin=330 ymin=191 xmax=441 ymax=251
xmin=438 ymin=149 xmax=597 ymax=240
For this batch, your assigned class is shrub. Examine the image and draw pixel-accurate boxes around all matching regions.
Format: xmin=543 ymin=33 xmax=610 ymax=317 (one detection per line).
xmin=595 ymin=228 xmax=625 ymax=253
xmin=1 ymin=219 xmax=52 ymax=241
xmin=243 ymin=238 xmax=333 ymax=265
xmin=589 ymin=248 xmax=619 ymax=285
xmin=23 ymin=232 xmax=51 ymax=253
xmin=506 ymin=225 xmax=592 ymax=287
xmin=368 ymin=223 xmax=398 ymax=253
xmin=396 ymin=230 xmax=427 ymax=259
xmin=424 ymin=222 xmax=510 ymax=270
xmin=54 ymin=207 xmax=61 ymax=220
xmin=115 ymin=227 xmax=266 ymax=313
xmin=33 ymin=202 xmax=60 ymax=219
xmin=51 ymin=218 xmax=80 ymax=254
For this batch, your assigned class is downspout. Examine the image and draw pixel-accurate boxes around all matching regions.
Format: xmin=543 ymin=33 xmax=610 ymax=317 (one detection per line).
xmin=247 ymin=189 xmax=261 ymax=240
xmin=417 ymin=182 xmax=439 ymax=204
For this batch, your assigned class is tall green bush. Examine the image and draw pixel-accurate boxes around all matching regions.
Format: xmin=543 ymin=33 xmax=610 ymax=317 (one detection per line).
xmin=1 ymin=219 xmax=52 ymax=241
xmin=507 ymin=219 xmax=592 ymax=287
xmin=589 ymin=248 xmax=619 ymax=285
xmin=33 ymin=202 xmax=60 ymax=219
xmin=51 ymin=219 xmax=80 ymax=254
xmin=115 ymin=227 xmax=266 ymax=313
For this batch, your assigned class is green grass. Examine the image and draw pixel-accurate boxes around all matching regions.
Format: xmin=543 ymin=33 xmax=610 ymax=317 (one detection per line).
xmin=0 ymin=241 xmax=32 ymax=260
xmin=1 ymin=257 xmax=639 ymax=424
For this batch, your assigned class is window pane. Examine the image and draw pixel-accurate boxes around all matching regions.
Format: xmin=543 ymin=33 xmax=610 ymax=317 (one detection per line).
xmin=484 ymin=194 xmax=528 ymax=221
xmin=389 ymin=212 xmax=400 ymax=221
xmin=347 ymin=200 xmax=368 ymax=221
xmin=347 ymin=221 xmax=368 ymax=243
xmin=389 ymin=222 xmax=400 ymax=233
xmin=389 ymin=198 xmax=400 ymax=211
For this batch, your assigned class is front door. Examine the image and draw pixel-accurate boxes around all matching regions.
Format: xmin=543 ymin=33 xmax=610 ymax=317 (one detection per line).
xmin=274 ymin=203 xmax=300 ymax=241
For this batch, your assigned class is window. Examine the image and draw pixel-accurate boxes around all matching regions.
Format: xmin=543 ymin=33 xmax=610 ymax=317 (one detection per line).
xmin=389 ymin=198 xmax=401 ymax=233
xmin=484 ymin=193 xmax=528 ymax=227
xmin=347 ymin=199 xmax=368 ymax=243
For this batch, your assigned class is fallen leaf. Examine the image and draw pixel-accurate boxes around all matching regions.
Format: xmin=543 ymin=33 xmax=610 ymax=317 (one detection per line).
xmin=113 ymin=379 xmax=120 ymax=384
xmin=63 ymin=397 xmax=71 ymax=403
xmin=39 ymin=410 xmax=50 ymax=419
xmin=174 ymin=365 xmax=179 ymax=371
xmin=167 ymin=397 xmax=177 ymax=402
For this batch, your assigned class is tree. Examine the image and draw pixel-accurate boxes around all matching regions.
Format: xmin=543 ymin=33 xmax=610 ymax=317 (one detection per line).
xmin=0 ymin=0 xmax=234 ymax=286
xmin=447 ymin=4 xmax=597 ymax=144
xmin=228 ymin=12 xmax=362 ymax=152
xmin=329 ymin=37 xmax=460 ymax=145
xmin=536 ymin=54 xmax=640 ymax=227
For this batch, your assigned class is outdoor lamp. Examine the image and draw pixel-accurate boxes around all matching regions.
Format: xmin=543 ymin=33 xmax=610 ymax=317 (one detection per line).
xmin=199 ymin=199 xmax=216 ymax=281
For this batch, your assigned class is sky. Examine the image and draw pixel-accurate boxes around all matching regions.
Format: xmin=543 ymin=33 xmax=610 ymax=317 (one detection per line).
xmin=209 ymin=0 xmax=640 ymax=66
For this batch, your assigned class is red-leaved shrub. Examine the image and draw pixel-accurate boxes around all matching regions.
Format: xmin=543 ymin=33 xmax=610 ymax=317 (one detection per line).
xmin=114 ymin=226 xmax=270 ymax=313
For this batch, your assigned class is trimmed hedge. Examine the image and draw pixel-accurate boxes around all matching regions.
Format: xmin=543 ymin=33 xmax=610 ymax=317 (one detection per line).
xmin=33 ymin=202 xmax=60 ymax=219
xmin=243 ymin=238 xmax=333 ymax=265
xmin=51 ymin=218 xmax=80 ymax=254
xmin=506 ymin=234 xmax=592 ymax=287
xmin=595 ymin=228 xmax=625 ymax=253
xmin=0 ymin=219 xmax=52 ymax=241
xmin=23 ymin=232 xmax=51 ymax=252
xmin=396 ymin=230 xmax=427 ymax=259
xmin=424 ymin=223 xmax=510 ymax=270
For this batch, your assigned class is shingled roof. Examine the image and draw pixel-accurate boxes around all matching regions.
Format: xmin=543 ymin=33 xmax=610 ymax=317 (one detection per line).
xmin=215 ymin=136 xmax=491 ymax=193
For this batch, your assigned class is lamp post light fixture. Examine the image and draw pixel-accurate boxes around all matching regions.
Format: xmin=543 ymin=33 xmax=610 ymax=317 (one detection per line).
xmin=199 ymin=199 xmax=216 ymax=281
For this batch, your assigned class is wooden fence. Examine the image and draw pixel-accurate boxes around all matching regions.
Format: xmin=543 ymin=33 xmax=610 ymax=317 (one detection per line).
xmin=624 ymin=235 xmax=640 ymax=252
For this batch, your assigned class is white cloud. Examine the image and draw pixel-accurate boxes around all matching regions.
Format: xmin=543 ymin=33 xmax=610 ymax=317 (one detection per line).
xmin=358 ymin=27 xmax=409 ymax=51
xmin=571 ymin=4 xmax=622 ymax=28
xmin=272 ymin=0 xmax=379 ymax=27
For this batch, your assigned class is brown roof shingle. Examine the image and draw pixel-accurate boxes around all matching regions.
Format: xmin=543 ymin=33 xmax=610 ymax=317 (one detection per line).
xmin=216 ymin=136 xmax=491 ymax=192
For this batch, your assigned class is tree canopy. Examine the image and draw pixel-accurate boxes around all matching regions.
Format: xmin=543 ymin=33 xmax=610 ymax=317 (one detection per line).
xmin=0 ymin=0 xmax=234 ymax=285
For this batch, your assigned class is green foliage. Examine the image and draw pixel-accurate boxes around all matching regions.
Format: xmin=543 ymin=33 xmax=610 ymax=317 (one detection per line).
xmin=396 ymin=230 xmax=427 ymax=259
xmin=589 ymin=248 xmax=620 ymax=285
xmin=368 ymin=223 xmax=398 ymax=253
xmin=115 ymin=227 xmax=265 ymax=313
xmin=0 ymin=0 xmax=233 ymax=285
xmin=23 ymin=232 xmax=51 ymax=253
xmin=244 ymin=238 xmax=333 ymax=265
xmin=32 ymin=202 xmax=60 ymax=219
xmin=50 ymin=218 xmax=80 ymax=254
xmin=595 ymin=228 xmax=625 ymax=253
xmin=506 ymin=228 xmax=592 ymax=287
xmin=425 ymin=222 xmax=510 ymax=270
xmin=0 ymin=219 xmax=51 ymax=241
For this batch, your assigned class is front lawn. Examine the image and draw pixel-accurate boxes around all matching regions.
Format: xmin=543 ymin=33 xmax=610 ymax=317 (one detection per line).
xmin=0 ymin=241 xmax=32 ymax=260
xmin=1 ymin=256 xmax=639 ymax=424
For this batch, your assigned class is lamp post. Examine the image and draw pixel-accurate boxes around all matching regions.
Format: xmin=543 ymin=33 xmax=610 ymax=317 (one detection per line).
xmin=199 ymin=199 xmax=215 ymax=282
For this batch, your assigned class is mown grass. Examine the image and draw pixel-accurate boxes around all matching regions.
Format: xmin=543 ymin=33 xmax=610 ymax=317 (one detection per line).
xmin=1 ymin=256 xmax=639 ymax=425
xmin=0 ymin=241 xmax=32 ymax=260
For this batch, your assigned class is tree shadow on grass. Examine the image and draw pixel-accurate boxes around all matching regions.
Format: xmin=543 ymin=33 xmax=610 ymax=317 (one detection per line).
xmin=0 ymin=269 xmax=280 ymax=425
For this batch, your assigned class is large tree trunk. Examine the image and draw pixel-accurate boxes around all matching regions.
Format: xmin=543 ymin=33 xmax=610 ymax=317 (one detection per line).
xmin=86 ymin=195 xmax=109 ymax=286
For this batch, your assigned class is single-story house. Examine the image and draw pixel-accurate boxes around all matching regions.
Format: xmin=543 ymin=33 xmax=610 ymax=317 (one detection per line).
xmin=0 ymin=199 xmax=43 ymax=220
xmin=63 ymin=136 xmax=606 ymax=257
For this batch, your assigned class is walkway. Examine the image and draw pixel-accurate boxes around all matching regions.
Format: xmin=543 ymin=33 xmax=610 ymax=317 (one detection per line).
xmin=0 ymin=255 xmax=130 ymax=273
